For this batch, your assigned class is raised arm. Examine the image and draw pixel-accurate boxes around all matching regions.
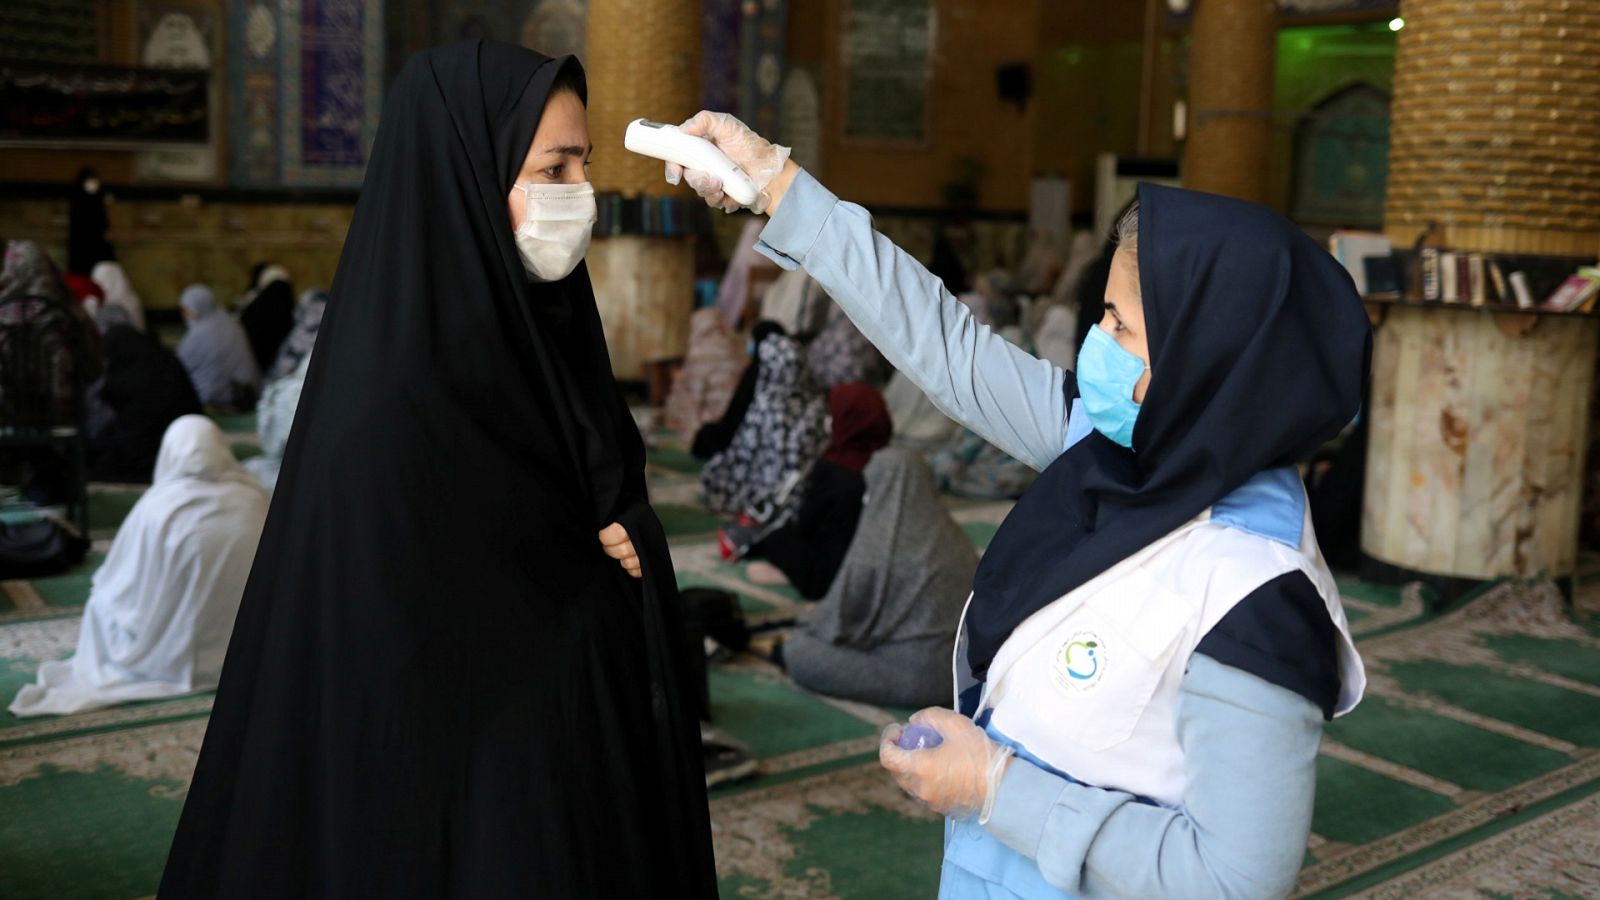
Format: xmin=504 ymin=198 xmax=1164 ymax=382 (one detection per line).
xmin=668 ymin=113 xmax=1075 ymax=472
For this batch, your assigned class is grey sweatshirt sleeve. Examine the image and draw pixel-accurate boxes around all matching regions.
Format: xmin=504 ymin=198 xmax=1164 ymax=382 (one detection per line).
xmin=754 ymin=169 xmax=1074 ymax=471
xmin=983 ymin=653 xmax=1324 ymax=899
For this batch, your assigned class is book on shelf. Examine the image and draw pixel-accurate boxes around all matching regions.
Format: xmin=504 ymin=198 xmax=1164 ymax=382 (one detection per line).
xmin=1468 ymin=253 xmax=1488 ymax=306
xmin=1440 ymin=252 xmax=1460 ymax=303
xmin=1487 ymin=259 xmax=1509 ymax=305
xmin=1329 ymin=231 xmax=1392 ymax=296
xmin=1420 ymin=248 xmax=1441 ymax=301
xmin=1542 ymin=268 xmax=1600 ymax=313
xmin=1508 ymin=271 xmax=1536 ymax=309
xmin=1363 ymin=255 xmax=1401 ymax=298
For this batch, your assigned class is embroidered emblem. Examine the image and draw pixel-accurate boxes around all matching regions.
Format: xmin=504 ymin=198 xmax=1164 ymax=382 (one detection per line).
xmin=1050 ymin=632 xmax=1106 ymax=694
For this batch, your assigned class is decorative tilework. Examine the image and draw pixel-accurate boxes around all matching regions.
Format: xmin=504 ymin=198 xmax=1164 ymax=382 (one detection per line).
xmin=738 ymin=0 xmax=787 ymax=136
xmin=229 ymin=1 xmax=282 ymax=186
xmin=228 ymin=0 xmax=383 ymax=188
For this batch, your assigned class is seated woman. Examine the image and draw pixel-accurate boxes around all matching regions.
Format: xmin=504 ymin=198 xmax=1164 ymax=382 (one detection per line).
xmin=883 ymin=370 xmax=961 ymax=453
xmin=243 ymin=348 xmax=311 ymax=493
xmin=926 ymin=298 xmax=1040 ymax=500
xmin=238 ymin=265 xmax=296 ymax=374
xmin=721 ymin=383 xmax=892 ymax=598
xmin=265 ymin=287 xmax=327 ymax=382
xmin=807 ymin=299 xmax=889 ymax=389
xmin=176 ymin=284 xmax=260 ymax=409
xmin=10 ymin=415 xmax=269 ymax=716
xmin=90 ymin=261 xmax=148 ymax=331
xmin=0 ymin=241 xmax=101 ymax=507
xmin=928 ymin=428 xmax=1040 ymax=500
xmin=689 ymin=326 xmax=782 ymax=448
xmin=700 ymin=332 xmax=827 ymax=514
xmin=781 ymin=447 xmax=978 ymax=709
xmin=88 ymin=305 xmax=203 ymax=483
xmin=760 ymin=268 xmax=830 ymax=338
xmin=664 ymin=307 xmax=747 ymax=440
xmin=691 ymin=320 xmax=786 ymax=460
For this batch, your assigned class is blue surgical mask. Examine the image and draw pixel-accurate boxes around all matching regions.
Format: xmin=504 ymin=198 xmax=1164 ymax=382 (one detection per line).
xmin=1076 ymin=325 xmax=1147 ymax=449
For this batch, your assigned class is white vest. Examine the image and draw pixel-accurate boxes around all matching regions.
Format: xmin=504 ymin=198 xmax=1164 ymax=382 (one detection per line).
xmin=955 ymin=493 xmax=1364 ymax=809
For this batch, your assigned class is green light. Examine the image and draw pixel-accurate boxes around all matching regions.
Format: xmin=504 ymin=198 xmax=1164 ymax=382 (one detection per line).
xmin=1388 ymin=17 xmax=1405 ymax=31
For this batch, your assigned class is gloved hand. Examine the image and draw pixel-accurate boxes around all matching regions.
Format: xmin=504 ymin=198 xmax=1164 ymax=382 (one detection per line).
xmin=879 ymin=707 xmax=1014 ymax=823
xmin=664 ymin=110 xmax=791 ymax=214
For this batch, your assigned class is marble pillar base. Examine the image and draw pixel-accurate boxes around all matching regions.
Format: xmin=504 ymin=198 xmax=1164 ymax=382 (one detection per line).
xmin=1362 ymin=305 xmax=1600 ymax=580
xmin=587 ymin=236 xmax=694 ymax=381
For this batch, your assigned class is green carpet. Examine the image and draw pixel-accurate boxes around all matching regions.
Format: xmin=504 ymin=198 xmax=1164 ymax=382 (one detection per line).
xmin=206 ymin=412 xmax=256 ymax=434
xmin=647 ymin=444 xmax=705 ymax=476
xmin=5 ymin=443 xmax=1600 ymax=897
xmin=28 ymin=552 xmax=105 ymax=608
xmin=656 ymin=502 xmax=725 ymax=539
xmin=88 ymin=490 xmax=143 ymax=533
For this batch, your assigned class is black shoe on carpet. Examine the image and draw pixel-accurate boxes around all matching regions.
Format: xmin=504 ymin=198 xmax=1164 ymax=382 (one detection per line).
xmin=702 ymin=723 xmax=759 ymax=788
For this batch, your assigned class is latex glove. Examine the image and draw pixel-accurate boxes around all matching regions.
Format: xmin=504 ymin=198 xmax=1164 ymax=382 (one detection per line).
xmin=879 ymin=707 xmax=1014 ymax=823
xmin=664 ymin=110 xmax=791 ymax=214
xmin=599 ymin=522 xmax=641 ymax=578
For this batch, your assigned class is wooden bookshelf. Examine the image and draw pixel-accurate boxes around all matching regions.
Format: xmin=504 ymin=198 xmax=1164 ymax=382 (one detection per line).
xmin=1361 ymin=295 xmax=1595 ymax=338
xmin=1361 ymin=296 xmax=1597 ymax=319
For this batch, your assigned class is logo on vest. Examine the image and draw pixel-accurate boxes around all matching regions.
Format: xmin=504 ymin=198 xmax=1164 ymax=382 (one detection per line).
xmin=1050 ymin=632 xmax=1106 ymax=694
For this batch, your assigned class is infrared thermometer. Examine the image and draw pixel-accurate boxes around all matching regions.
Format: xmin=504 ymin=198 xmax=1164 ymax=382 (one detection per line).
xmin=624 ymin=117 xmax=760 ymax=208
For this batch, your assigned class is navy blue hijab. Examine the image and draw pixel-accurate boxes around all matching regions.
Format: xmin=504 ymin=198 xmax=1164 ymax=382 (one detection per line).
xmin=966 ymin=183 xmax=1370 ymax=688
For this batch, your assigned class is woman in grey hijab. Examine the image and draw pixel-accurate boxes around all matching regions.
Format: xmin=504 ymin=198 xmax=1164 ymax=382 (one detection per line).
xmin=782 ymin=446 xmax=978 ymax=709
xmin=175 ymin=284 xmax=260 ymax=408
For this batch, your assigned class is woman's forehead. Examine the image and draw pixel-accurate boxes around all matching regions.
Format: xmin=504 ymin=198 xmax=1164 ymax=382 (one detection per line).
xmin=1106 ymin=249 xmax=1143 ymax=317
xmin=530 ymin=93 xmax=588 ymax=151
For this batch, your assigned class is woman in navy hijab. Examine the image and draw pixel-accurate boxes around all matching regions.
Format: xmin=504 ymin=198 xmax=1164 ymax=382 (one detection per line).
xmin=670 ymin=114 xmax=1370 ymax=899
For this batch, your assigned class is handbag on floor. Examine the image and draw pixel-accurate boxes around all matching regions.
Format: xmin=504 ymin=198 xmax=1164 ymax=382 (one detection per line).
xmin=679 ymin=587 xmax=751 ymax=723
xmin=0 ymin=517 xmax=88 ymax=579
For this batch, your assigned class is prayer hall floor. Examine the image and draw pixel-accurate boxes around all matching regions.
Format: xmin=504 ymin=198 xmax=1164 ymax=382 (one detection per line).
xmin=3 ymin=415 xmax=1600 ymax=898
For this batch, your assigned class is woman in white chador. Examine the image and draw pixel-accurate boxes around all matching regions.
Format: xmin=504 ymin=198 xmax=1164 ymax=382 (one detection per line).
xmin=10 ymin=415 xmax=269 ymax=717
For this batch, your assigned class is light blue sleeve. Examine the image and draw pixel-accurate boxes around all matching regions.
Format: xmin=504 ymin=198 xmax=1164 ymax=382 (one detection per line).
xmin=755 ymin=169 xmax=1075 ymax=471
xmin=983 ymin=654 xmax=1324 ymax=900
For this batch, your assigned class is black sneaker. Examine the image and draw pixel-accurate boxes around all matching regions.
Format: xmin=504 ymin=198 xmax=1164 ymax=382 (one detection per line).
xmin=702 ymin=723 xmax=758 ymax=788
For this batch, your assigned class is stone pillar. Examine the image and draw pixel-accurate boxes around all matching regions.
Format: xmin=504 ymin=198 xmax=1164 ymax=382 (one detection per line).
xmin=1363 ymin=307 xmax=1598 ymax=580
xmin=584 ymin=0 xmax=701 ymax=380
xmin=1182 ymin=0 xmax=1276 ymax=203
xmin=1362 ymin=0 xmax=1600 ymax=581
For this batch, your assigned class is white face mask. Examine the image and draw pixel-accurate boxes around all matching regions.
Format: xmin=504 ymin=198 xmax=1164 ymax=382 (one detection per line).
xmin=511 ymin=181 xmax=596 ymax=282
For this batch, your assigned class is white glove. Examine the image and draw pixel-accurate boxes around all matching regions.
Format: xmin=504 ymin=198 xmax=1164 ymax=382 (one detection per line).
xmin=664 ymin=110 xmax=791 ymax=214
xmin=879 ymin=707 xmax=1014 ymax=823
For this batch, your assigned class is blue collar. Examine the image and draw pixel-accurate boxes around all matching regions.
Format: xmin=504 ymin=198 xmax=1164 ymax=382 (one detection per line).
xmin=1067 ymin=401 xmax=1305 ymax=550
xmin=1209 ymin=467 xmax=1305 ymax=549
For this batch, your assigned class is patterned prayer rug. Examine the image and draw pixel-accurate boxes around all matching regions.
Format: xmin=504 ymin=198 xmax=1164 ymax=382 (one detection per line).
xmin=2 ymin=420 xmax=1597 ymax=898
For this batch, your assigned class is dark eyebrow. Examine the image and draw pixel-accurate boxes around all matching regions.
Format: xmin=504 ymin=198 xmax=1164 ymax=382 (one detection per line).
xmin=540 ymin=144 xmax=592 ymax=158
xmin=1103 ymin=301 xmax=1120 ymax=316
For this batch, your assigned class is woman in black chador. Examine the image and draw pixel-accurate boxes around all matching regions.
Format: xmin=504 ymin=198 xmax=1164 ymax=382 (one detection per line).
xmin=160 ymin=41 xmax=718 ymax=898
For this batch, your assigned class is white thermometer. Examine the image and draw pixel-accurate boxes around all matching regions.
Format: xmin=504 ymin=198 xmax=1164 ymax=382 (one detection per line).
xmin=624 ymin=117 xmax=760 ymax=207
